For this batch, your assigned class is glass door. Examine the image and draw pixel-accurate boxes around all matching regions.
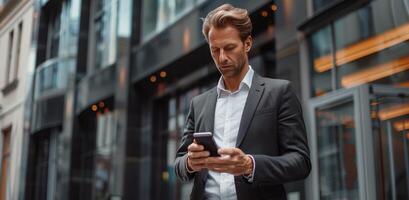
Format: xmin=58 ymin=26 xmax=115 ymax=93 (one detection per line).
xmin=307 ymin=85 xmax=409 ymax=200
xmin=370 ymin=85 xmax=409 ymax=200
xmin=307 ymin=85 xmax=374 ymax=200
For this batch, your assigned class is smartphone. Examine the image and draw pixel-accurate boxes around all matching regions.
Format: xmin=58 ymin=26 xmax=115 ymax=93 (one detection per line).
xmin=193 ymin=132 xmax=220 ymax=157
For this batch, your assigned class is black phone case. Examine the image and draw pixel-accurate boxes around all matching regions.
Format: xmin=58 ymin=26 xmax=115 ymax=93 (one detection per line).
xmin=194 ymin=135 xmax=220 ymax=157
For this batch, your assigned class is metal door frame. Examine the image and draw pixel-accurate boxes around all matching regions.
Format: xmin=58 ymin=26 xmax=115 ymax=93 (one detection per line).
xmin=306 ymin=85 xmax=376 ymax=200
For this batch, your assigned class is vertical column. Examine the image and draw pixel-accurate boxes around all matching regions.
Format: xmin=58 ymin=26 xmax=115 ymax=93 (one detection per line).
xmin=111 ymin=0 xmax=142 ymax=199
xmin=274 ymin=0 xmax=308 ymax=96
xmin=275 ymin=0 xmax=308 ymax=198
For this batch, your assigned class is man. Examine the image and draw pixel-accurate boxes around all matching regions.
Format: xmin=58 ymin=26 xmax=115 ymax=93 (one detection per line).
xmin=174 ymin=4 xmax=311 ymax=200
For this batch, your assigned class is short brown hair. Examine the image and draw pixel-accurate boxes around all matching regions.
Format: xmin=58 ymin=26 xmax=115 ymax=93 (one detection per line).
xmin=202 ymin=4 xmax=252 ymax=42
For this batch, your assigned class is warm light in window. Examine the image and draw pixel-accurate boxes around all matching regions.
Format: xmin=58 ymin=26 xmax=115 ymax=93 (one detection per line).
xmin=150 ymin=75 xmax=157 ymax=83
xmin=314 ymin=22 xmax=409 ymax=73
xmin=261 ymin=11 xmax=268 ymax=17
xmin=393 ymin=119 xmax=409 ymax=132
xmin=160 ymin=71 xmax=167 ymax=78
xmin=119 ymin=67 xmax=126 ymax=88
xmin=396 ymin=81 xmax=409 ymax=87
xmin=271 ymin=4 xmax=278 ymax=11
xmin=162 ymin=171 xmax=169 ymax=181
xmin=378 ymin=102 xmax=409 ymax=121
xmin=92 ymin=105 xmax=98 ymax=111
xmin=341 ymin=56 xmax=409 ymax=88
xmin=183 ymin=28 xmax=191 ymax=52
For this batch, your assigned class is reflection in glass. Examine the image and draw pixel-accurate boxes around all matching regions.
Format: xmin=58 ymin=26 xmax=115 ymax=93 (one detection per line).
xmin=93 ymin=0 xmax=117 ymax=69
xmin=28 ymin=130 xmax=58 ymax=200
xmin=333 ymin=1 xmax=409 ymax=88
xmin=156 ymin=87 xmax=201 ymax=200
xmin=35 ymin=57 xmax=75 ymax=99
xmin=43 ymin=0 xmax=80 ymax=60
xmin=93 ymin=110 xmax=116 ymax=199
xmin=316 ymin=99 xmax=359 ymax=200
xmin=62 ymin=0 xmax=80 ymax=57
xmin=141 ymin=0 xmax=205 ymax=41
xmin=313 ymin=0 xmax=335 ymax=12
xmin=309 ymin=25 xmax=332 ymax=96
xmin=309 ymin=0 xmax=409 ymax=95
xmin=46 ymin=4 xmax=61 ymax=59
xmin=372 ymin=95 xmax=409 ymax=199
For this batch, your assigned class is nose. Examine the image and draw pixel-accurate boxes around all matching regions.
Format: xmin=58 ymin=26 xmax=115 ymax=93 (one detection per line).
xmin=219 ymin=50 xmax=228 ymax=64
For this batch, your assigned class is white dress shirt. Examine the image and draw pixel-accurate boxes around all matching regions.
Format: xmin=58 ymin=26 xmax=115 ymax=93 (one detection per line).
xmin=204 ymin=66 xmax=255 ymax=200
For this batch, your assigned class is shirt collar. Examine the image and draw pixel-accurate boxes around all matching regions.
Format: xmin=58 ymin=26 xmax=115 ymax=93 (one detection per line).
xmin=216 ymin=65 xmax=254 ymax=97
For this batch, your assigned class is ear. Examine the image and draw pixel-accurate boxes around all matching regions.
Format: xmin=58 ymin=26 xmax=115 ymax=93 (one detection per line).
xmin=244 ymin=36 xmax=253 ymax=53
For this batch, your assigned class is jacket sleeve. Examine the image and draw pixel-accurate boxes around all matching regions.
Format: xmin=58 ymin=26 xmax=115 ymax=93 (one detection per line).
xmin=174 ymin=99 xmax=196 ymax=182
xmin=252 ymin=82 xmax=311 ymax=185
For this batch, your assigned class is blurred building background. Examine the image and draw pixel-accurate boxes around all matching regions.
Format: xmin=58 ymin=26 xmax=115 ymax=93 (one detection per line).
xmin=0 ymin=0 xmax=408 ymax=200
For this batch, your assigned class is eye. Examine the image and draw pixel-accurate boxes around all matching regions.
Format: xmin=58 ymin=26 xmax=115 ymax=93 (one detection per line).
xmin=225 ymin=45 xmax=236 ymax=51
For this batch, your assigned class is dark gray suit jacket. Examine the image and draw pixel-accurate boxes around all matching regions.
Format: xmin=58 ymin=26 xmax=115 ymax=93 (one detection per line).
xmin=174 ymin=74 xmax=311 ymax=200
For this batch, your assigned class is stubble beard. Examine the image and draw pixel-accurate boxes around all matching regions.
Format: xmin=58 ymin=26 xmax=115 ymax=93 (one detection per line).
xmin=219 ymin=55 xmax=246 ymax=79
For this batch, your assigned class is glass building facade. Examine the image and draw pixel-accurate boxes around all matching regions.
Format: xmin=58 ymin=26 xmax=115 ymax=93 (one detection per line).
xmin=309 ymin=0 xmax=409 ymax=97
xmin=17 ymin=0 xmax=409 ymax=200
xmin=302 ymin=0 xmax=409 ymax=199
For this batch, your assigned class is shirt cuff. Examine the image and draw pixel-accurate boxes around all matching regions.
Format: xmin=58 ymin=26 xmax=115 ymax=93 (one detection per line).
xmin=185 ymin=156 xmax=195 ymax=174
xmin=242 ymin=155 xmax=255 ymax=182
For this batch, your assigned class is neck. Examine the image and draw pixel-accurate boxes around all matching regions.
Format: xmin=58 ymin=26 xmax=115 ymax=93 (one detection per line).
xmin=223 ymin=65 xmax=249 ymax=92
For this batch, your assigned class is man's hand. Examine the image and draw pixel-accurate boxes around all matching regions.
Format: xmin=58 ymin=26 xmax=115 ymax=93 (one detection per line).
xmin=205 ymin=147 xmax=253 ymax=176
xmin=187 ymin=141 xmax=210 ymax=172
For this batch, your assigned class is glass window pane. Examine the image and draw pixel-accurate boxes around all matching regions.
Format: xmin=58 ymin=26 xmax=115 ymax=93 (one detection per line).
xmin=47 ymin=5 xmax=61 ymax=59
xmin=316 ymin=99 xmax=359 ymax=200
xmin=309 ymin=0 xmax=409 ymax=98
xmin=168 ymin=117 xmax=176 ymax=131
xmin=94 ymin=155 xmax=110 ymax=199
xmin=372 ymin=95 xmax=409 ymax=199
xmin=177 ymin=113 xmax=185 ymax=130
xmin=309 ymin=25 xmax=333 ymax=96
xmin=93 ymin=0 xmax=117 ymax=69
xmin=169 ymin=97 xmax=176 ymax=117
xmin=141 ymin=0 xmax=198 ymax=41
xmin=333 ymin=1 xmax=409 ymax=88
xmin=313 ymin=0 xmax=335 ymax=12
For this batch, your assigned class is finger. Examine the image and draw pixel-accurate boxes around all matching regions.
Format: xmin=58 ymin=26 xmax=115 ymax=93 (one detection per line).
xmin=190 ymin=158 xmax=207 ymax=166
xmin=206 ymin=163 xmax=228 ymax=169
xmin=189 ymin=151 xmax=210 ymax=159
xmin=206 ymin=160 xmax=236 ymax=169
xmin=205 ymin=157 xmax=228 ymax=164
xmin=209 ymin=167 xmax=229 ymax=173
xmin=188 ymin=143 xmax=204 ymax=152
xmin=206 ymin=157 xmax=237 ymax=167
xmin=211 ymin=167 xmax=240 ymax=175
xmin=191 ymin=165 xmax=206 ymax=172
xmin=189 ymin=143 xmax=204 ymax=151
xmin=218 ymin=147 xmax=243 ymax=156
xmin=219 ymin=167 xmax=243 ymax=176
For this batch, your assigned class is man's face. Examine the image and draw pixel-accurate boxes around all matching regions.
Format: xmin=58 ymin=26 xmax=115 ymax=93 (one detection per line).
xmin=208 ymin=26 xmax=251 ymax=79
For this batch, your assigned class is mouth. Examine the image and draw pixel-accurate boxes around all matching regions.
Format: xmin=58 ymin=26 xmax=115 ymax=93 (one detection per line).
xmin=220 ymin=65 xmax=233 ymax=69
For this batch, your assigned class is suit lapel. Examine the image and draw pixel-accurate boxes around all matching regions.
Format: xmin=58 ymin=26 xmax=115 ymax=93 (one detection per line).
xmin=236 ymin=74 xmax=265 ymax=147
xmin=203 ymin=88 xmax=217 ymax=133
